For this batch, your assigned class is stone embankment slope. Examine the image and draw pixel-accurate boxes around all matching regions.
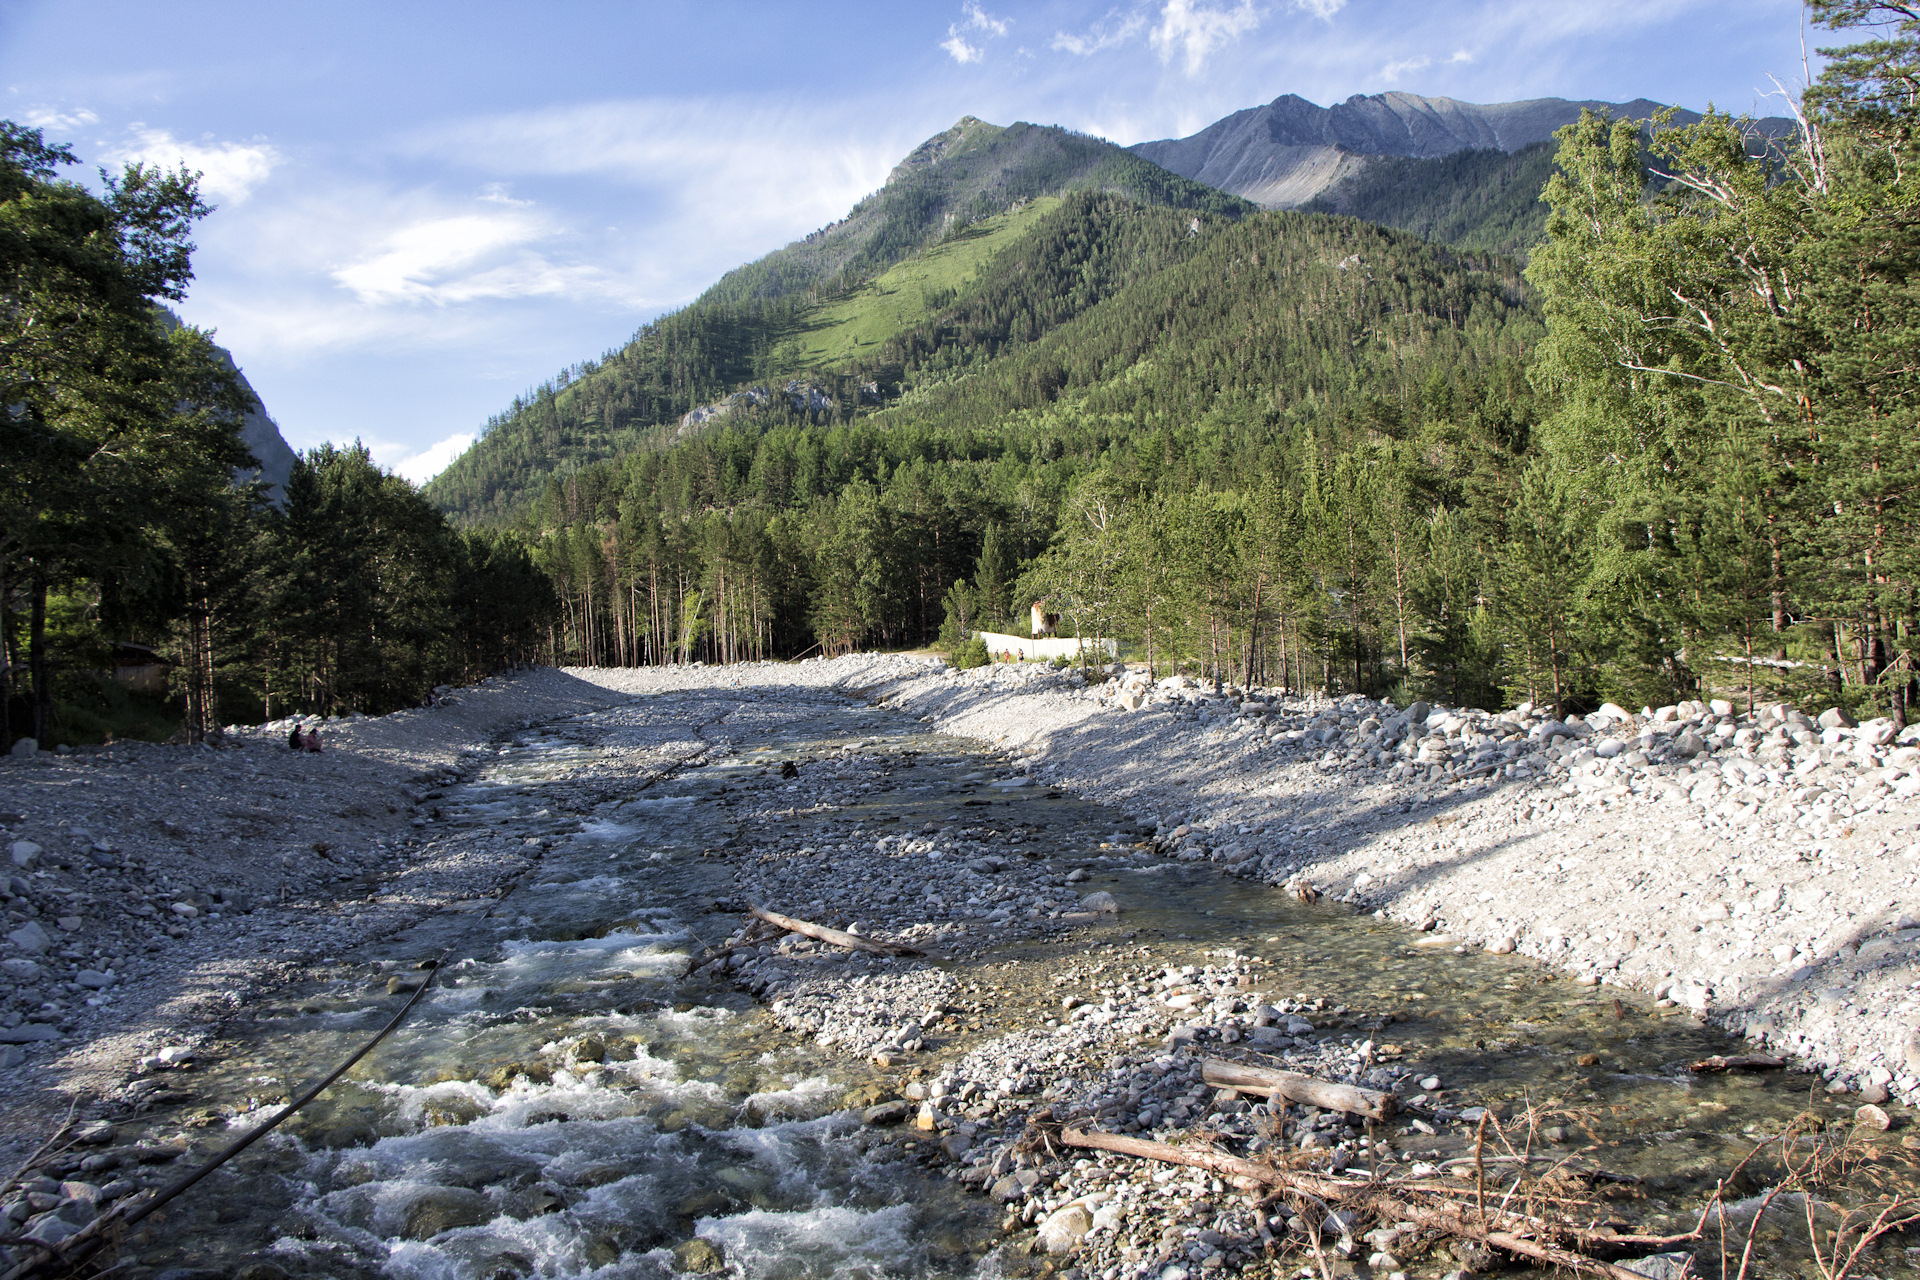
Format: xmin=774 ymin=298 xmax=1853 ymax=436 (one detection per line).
xmin=854 ymin=659 xmax=1920 ymax=1108
xmin=0 ymin=668 xmax=632 ymax=1144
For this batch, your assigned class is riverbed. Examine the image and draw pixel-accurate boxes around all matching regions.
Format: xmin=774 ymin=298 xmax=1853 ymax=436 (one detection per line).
xmin=32 ymin=674 xmax=1909 ymax=1280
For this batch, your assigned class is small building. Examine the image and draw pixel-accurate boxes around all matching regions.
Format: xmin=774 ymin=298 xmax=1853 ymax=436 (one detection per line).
xmin=1030 ymin=601 xmax=1059 ymax=637
xmin=112 ymin=642 xmax=171 ymax=694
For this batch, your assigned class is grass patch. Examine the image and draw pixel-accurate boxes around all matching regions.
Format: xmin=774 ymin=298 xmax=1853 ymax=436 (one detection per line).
xmin=773 ymin=197 xmax=1060 ymax=372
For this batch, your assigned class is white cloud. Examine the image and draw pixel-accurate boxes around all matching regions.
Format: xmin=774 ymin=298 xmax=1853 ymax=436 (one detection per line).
xmin=943 ymin=2 xmax=1010 ymax=64
xmin=401 ymin=97 xmax=904 ymax=288
xmin=1449 ymin=48 xmax=1474 ymax=64
xmin=382 ymin=431 xmax=476 ymax=485
xmin=958 ymin=2 xmax=1009 ymax=37
xmin=330 ymin=209 xmax=604 ymax=306
xmin=105 ymin=126 xmax=281 ymax=205
xmin=1149 ymin=0 xmax=1261 ymax=76
xmin=1380 ymin=54 xmax=1432 ymax=83
xmin=477 ymin=181 xmax=532 ymax=205
xmin=942 ymin=33 xmax=985 ymax=63
xmin=19 ymin=105 xmax=98 ymax=132
xmin=1052 ymin=10 xmax=1149 ymax=56
xmin=1288 ymin=0 xmax=1346 ymax=18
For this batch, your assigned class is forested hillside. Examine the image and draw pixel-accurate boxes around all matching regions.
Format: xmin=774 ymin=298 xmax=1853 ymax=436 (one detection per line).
xmin=496 ymin=0 xmax=1920 ymax=727
xmin=423 ymin=118 xmax=1251 ymax=522
xmin=1301 ymin=142 xmax=1559 ymax=260
xmin=522 ymin=192 xmax=1537 ymax=702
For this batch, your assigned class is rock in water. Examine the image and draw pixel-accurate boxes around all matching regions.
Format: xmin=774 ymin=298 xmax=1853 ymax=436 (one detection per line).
xmin=8 ymin=738 xmax=35 ymax=758
xmin=400 ymin=1187 xmax=493 ymax=1240
xmin=1080 ymin=891 xmax=1120 ymax=914
xmin=672 ymin=1239 xmax=726 ymax=1274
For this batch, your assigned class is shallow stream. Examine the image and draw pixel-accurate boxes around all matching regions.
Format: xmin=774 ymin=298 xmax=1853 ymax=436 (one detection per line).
xmin=109 ymin=688 xmax=1917 ymax=1280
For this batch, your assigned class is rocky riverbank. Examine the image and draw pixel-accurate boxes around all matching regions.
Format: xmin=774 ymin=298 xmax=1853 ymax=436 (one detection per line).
xmin=0 ymin=668 xmax=635 ymax=1142
xmin=864 ymin=659 xmax=1920 ymax=1107
xmin=2 ymin=654 xmax=1916 ymax=1280
xmin=542 ymin=653 xmax=1920 ymax=1103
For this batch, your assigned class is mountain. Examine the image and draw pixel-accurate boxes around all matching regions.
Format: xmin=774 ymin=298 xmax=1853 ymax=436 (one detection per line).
xmin=701 ymin=115 xmax=1251 ymax=306
xmin=158 ymin=310 xmax=298 ymax=502
xmin=1130 ymin=91 xmax=1794 ymax=211
xmin=1300 ymin=140 xmax=1563 ymax=261
xmin=511 ymin=190 xmax=1541 ymax=659
xmin=216 ymin=346 xmax=297 ymax=502
xmin=424 ymin=117 xmax=1252 ymax=522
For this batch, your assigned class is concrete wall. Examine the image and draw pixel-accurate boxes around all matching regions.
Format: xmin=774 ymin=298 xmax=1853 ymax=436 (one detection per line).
xmin=975 ymin=632 xmax=1117 ymax=662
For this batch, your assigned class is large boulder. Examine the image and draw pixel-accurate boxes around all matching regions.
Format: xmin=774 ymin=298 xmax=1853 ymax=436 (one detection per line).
xmin=1037 ymin=1204 xmax=1094 ymax=1254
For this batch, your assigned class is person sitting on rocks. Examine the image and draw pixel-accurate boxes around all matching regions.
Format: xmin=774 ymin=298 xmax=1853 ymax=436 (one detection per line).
xmin=287 ymin=724 xmax=304 ymax=751
xmin=301 ymin=727 xmax=322 ymax=753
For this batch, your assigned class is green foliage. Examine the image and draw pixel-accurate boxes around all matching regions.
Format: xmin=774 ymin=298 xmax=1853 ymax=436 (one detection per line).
xmin=0 ymin=116 xmax=563 ymax=742
xmin=1516 ymin=1 xmax=1920 ymax=720
xmin=950 ymin=635 xmax=990 ymax=669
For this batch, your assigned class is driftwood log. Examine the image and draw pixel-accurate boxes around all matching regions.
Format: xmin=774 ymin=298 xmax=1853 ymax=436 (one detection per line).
xmin=1058 ymin=1126 xmax=1684 ymax=1280
xmin=1202 ymin=1058 xmax=1397 ymax=1122
xmin=1689 ymin=1054 xmax=1785 ymax=1073
xmin=749 ymin=907 xmax=925 ymax=958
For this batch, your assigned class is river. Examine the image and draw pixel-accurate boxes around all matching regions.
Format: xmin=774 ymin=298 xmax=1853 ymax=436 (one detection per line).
xmin=103 ymin=683 xmax=1917 ymax=1280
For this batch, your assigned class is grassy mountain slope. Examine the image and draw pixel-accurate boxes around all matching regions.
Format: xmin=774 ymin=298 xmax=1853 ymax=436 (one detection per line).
xmin=424 ymin=120 xmax=1252 ymax=523
xmin=1301 ymin=142 xmax=1559 ymax=260
xmin=771 ymin=196 xmax=1061 ymax=372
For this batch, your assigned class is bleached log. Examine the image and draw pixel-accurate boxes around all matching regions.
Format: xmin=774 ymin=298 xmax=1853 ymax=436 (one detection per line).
xmin=1202 ymin=1058 xmax=1396 ymax=1122
xmin=749 ymin=906 xmax=924 ymax=957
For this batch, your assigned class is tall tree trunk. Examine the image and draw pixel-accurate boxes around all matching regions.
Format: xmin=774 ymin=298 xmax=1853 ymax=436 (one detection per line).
xmin=30 ymin=572 xmax=49 ymax=746
xmin=0 ymin=574 xmax=12 ymax=753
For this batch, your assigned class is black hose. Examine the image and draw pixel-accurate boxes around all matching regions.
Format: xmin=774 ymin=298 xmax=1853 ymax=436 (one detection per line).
xmin=0 ymin=951 xmax=449 ymax=1280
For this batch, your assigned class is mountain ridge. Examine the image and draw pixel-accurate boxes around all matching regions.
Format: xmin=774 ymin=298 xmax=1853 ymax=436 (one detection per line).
xmin=1131 ymin=91 xmax=1796 ymax=209
xmin=424 ymin=119 xmax=1252 ymax=520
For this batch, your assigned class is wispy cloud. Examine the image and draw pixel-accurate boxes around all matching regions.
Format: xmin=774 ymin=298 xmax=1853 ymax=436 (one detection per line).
xmin=19 ymin=105 xmax=98 ymax=132
xmin=1052 ymin=9 xmax=1149 ymax=56
xmin=187 ymin=96 xmax=909 ymax=362
xmin=1379 ymin=54 xmax=1432 ymax=83
xmin=1150 ymin=0 xmax=1262 ymax=76
xmin=330 ymin=209 xmax=603 ymax=307
xmin=104 ymin=126 xmax=282 ymax=205
xmin=942 ymin=2 xmax=1011 ymax=64
xmin=1288 ymin=0 xmax=1347 ymax=18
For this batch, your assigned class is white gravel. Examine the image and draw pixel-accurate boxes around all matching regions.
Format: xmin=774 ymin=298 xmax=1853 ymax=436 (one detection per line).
xmin=5 ymin=650 xmax=1913 ymax=1162
xmin=561 ymin=654 xmax=1920 ymax=1105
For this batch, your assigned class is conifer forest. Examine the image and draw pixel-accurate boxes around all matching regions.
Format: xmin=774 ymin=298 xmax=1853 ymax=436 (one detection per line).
xmin=9 ymin=1 xmax=1920 ymax=741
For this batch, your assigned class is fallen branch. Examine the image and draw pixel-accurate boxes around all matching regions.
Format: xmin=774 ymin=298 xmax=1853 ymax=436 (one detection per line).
xmin=1690 ymin=1054 xmax=1785 ymax=1073
xmin=1202 ymin=1058 xmax=1396 ymax=1122
xmin=749 ymin=906 xmax=924 ymax=958
xmin=0 ymin=1102 xmax=77 ymax=1200
xmin=686 ymin=918 xmax=782 ymax=974
xmin=1059 ymin=1126 xmax=1673 ymax=1280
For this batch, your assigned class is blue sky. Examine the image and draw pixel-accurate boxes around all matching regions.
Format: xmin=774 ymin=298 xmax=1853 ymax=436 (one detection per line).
xmin=3 ymin=0 xmax=1812 ymax=483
